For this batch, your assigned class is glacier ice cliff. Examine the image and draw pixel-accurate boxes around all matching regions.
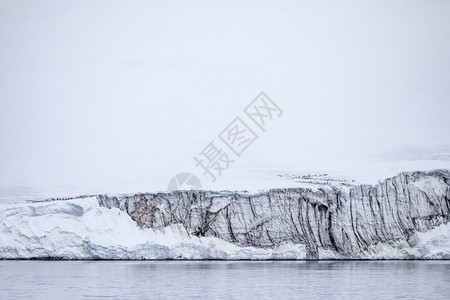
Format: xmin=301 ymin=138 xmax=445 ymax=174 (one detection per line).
xmin=98 ymin=170 xmax=450 ymax=259
xmin=0 ymin=170 xmax=449 ymax=259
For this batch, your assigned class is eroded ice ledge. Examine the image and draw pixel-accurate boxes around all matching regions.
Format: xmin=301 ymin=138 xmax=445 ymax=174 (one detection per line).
xmin=1 ymin=170 xmax=449 ymax=259
xmin=98 ymin=170 xmax=450 ymax=259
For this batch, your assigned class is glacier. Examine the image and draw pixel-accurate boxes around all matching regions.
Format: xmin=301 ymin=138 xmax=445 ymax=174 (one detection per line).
xmin=0 ymin=170 xmax=449 ymax=260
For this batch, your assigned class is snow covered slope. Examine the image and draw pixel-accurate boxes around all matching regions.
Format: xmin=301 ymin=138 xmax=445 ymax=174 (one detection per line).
xmin=1 ymin=1 xmax=450 ymax=199
xmin=1 ymin=170 xmax=449 ymax=259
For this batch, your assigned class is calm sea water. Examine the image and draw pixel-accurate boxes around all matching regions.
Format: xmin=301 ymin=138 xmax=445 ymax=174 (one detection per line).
xmin=0 ymin=260 xmax=449 ymax=299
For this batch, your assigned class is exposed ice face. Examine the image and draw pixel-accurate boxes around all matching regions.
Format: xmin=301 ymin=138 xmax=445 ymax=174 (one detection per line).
xmin=0 ymin=170 xmax=449 ymax=260
xmin=0 ymin=197 xmax=309 ymax=260
xmin=98 ymin=170 xmax=450 ymax=259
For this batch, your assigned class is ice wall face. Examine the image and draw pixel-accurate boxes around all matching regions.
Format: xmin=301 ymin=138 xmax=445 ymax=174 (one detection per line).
xmin=98 ymin=171 xmax=450 ymax=259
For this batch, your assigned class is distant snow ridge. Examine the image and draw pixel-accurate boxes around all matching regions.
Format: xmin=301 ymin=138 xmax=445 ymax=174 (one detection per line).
xmin=0 ymin=170 xmax=449 ymax=259
xmin=277 ymin=173 xmax=355 ymax=187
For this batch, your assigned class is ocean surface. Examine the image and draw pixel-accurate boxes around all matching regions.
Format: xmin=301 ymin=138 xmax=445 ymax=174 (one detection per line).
xmin=1 ymin=260 xmax=449 ymax=299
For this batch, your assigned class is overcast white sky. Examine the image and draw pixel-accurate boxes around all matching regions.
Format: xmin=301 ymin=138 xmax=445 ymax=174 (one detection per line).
xmin=1 ymin=0 xmax=449 ymax=196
